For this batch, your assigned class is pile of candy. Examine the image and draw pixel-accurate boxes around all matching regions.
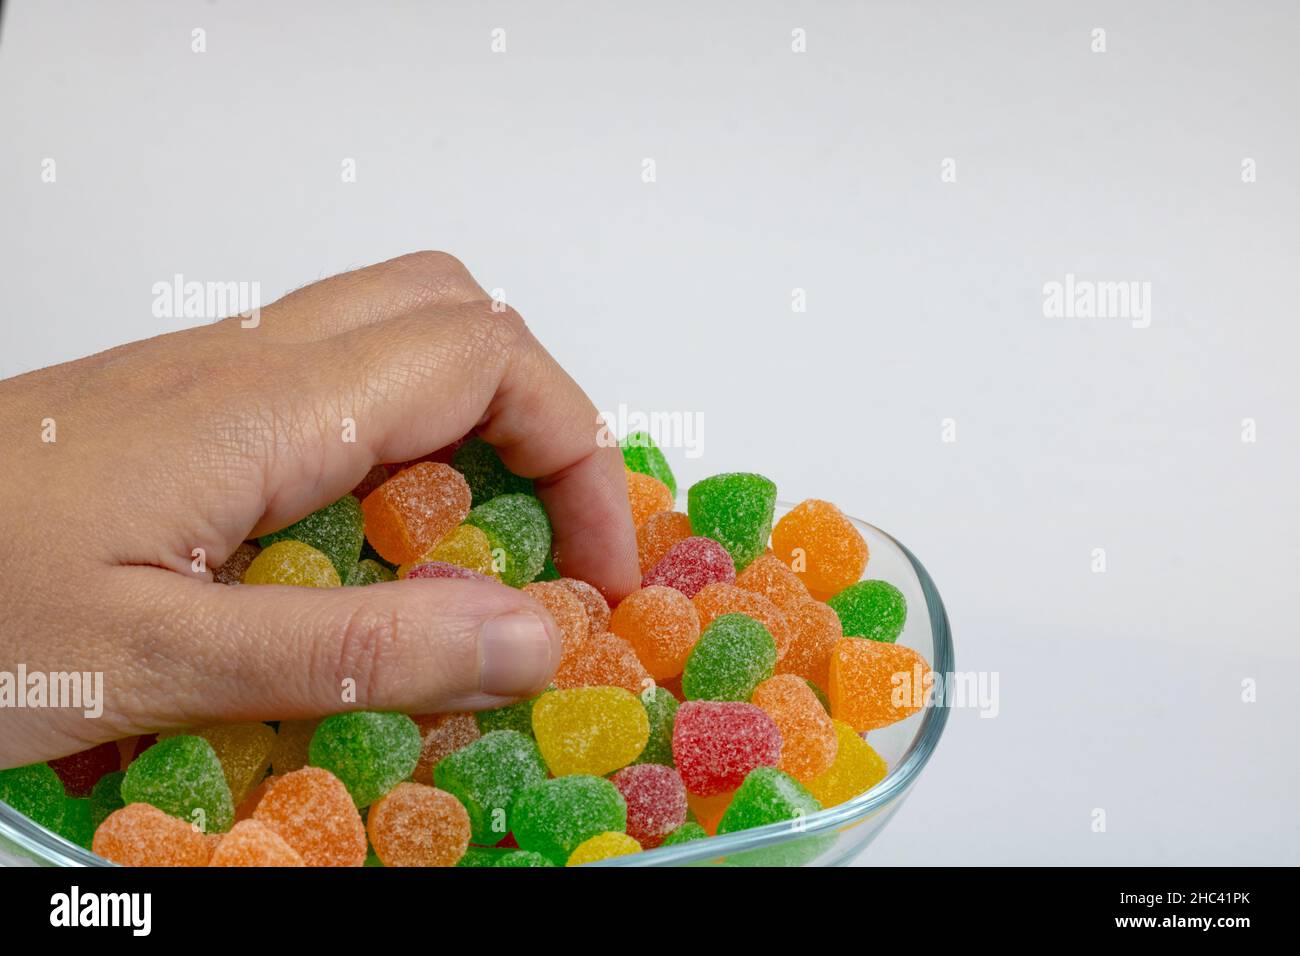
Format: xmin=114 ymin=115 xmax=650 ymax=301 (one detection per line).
xmin=0 ymin=433 xmax=932 ymax=866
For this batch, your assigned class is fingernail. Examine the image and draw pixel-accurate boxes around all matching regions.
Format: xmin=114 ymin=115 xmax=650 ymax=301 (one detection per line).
xmin=479 ymin=611 xmax=557 ymax=697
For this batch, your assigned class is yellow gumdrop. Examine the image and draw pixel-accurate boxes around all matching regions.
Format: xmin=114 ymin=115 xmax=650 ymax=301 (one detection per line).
xmin=566 ymin=831 xmax=641 ymax=866
xmin=397 ymin=524 xmax=497 ymax=579
xmin=805 ymin=719 xmax=887 ymax=808
xmin=242 ymin=540 xmax=341 ymax=587
xmin=531 ymin=687 xmax=650 ymax=777
xmin=159 ymin=723 xmax=276 ymax=804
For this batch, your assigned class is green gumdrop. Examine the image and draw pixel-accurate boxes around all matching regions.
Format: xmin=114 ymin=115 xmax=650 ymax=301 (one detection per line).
xmin=308 ymin=712 xmax=420 ymax=808
xmin=827 ymin=580 xmax=907 ymax=642
xmin=511 ymin=775 xmax=627 ymax=865
xmin=433 ymin=730 xmax=548 ymax=846
xmin=660 ymin=821 xmax=708 ymax=846
xmin=453 ymin=437 xmax=535 ymax=507
xmin=726 ymin=831 xmax=837 ymax=867
xmin=0 ymin=763 xmax=66 ymax=832
xmin=475 ymin=688 xmax=550 ymax=737
xmin=535 ymin=554 xmax=561 ymax=582
xmin=620 ymin=432 xmax=677 ymax=498
xmin=464 ymin=493 xmax=551 ymax=587
xmin=632 ymin=686 xmax=679 ymax=766
xmin=90 ymin=770 xmax=126 ymax=828
xmin=717 ymin=766 xmax=822 ymax=835
xmin=55 ymin=797 xmax=95 ymax=850
xmin=681 ymin=613 xmax=777 ymax=701
xmin=121 ymin=735 xmax=234 ymax=833
xmin=259 ymin=494 xmax=364 ymax=580
xmin=687 ymin=473 xmax=776 ymax=573
xmin=494 ymin=849 xmax=556 ymax=867
xmin=457 ymin=846 xmax=515 ymax=867
xmin=345 ymin=558 xmax=397 ymax=586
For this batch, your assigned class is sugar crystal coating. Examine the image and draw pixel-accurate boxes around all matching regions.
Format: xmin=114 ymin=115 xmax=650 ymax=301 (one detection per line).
xmin=829 ymin=638 xmax=931 ymax=731
xmin=160 ymin=722 xmax=276 ymax=805
xmin=457 ymin=846 xmax=513 ymax=867
xmin=361 ymin=462 xmax=472 ymax=565
xmin=681 ymin=613 xmax=777 ymax=702
xmin=566 ymin=831 xmax=641 ymax=866
xmin=632 ymin=685 xmax=680 ymax=766
xmin=524 ymin=580 xmax=590 ymax=659
xmin=234 ymin=774 xmax=276 ymax=822
xmin=405 ymin=560 xmax=492 ymax=582
xmin=270 ymin=719 xmax=319 ymax=776
xmin=775 ymin=600 xmax=843 ymax=690
xmin=636 ymin=510 xmax=693 ymax=574
xmin=209 ymin=819 xmax=305 ymax=866
xmin=452 ymin=436 xmax=535 ymax=506
xmin=253 ymin=767 xmax=367 ymax=866
xmin=475 ymin=691 xmax=547 ymax=737
xmin=532 ymin=687 xmax=650 ymax=777
xmin=0 ymin=763 xmax=66 ymax=831
xmin=716 ymin=766 xmax=822 ymax=835
xmin=242 ymin=540 xmax=341 ymax=588
xmin=751 ymin=675 xmax=838 ymax=781
xmin=121 ymin=735 xmax=235 ymax=833
xmin=92 ymin=803 xmax=214 ymax=866
xmin=494 ymin=849 xmax=556 ymax=867
xmin=432 ymin=729 xmax=547 ymax=845
xmin=660 ymin=820 xmax=708 ymax=846
xmin=511 ymin=775 xmax=627 ymax=865
xmin=345 ymin=558 xmax=397 ymax=586
xmin=411 ymin=712 xmax=481 ymax=785
xmin=642 ymin=536 xmax=736 ymax=598
xmin=771 ymin=499 xmax=869 ymax=598
xmin=90 ymin=770 xmax=126 ymax=828
xmin=692 ymin=582 xmax=791 ymax=660
xmin=610 ymin=764 xmax=688 ymax=848
xmin=56 ymin=796 xmax=95 ymax=850
xmin=553 ymin=632 xmax=653 ymax=695
xmin=687 ymin=473 xmax=777 ymax=573
xmin=626 ymin=470 xmax=674 ymax=529
xmin=554 ymin=577 xmax=611 ymax=635
xmin=367 ymin=782 xmax=471 ymax=867
xmin=464 ymin=493 xmax=552 ymax=587
xmin=609 ymin=585 xmax=701 ymax=680
xmin=212 ymin=541 xmax=260 ymax=585
xmin=308 ymin=712 xmax=421 ymax=807
xmin=48 ymin=742 xmax=120 ymax=797
xmin=671 ymin=701 xmax=782 ymax=796
xmin=259 ymin=494 xmax=365 ymax=581
xmin=397 ymin=523 xmax=496 ymax=579
xmin=806 ymin=720 xmax=888 ymax=807
xmin=620 ymin=431 xmax=677 ymax=497
xmin=827 ymin=580 xmax=907 ymax=642
xmin=735 ymin=553 xmax=812 ymax=611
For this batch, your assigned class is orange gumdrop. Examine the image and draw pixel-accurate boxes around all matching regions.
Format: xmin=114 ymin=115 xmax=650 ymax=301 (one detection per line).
xmin=555 ymin=577 xmax=612 ymax=635
xmin=686 ymin=789 xmax=734 ymax=836
xmin=736 ymin=553 xmax=812 ymax=612
xmin=553 ymin=632 xmax=654 ymax=695
xmin=253 ymin=767 xmax=367 ymax=867
xmin=361 ymin=462 xmax=471 ymax=564
xmin=692 ymin=583 xmax=791 ymax=660
xmin=209 ymin=819 xmax=305 ymax=866
xmin=828 ymin=638 xmax=931 ymax=732
xmin=771 ymin=499 xmax=869 ymax=598
xmin=92 ymin=803 xmax=214 ymax=867
xmin=524 ymin=581 xmax=591 ymax=660
xmin=609 ymin=585 xmax=701 ymax=680
xmin=636 ymin=511 xmax=692 ymax=574
xmin=411 ymin=713 xmax=481 ymax=785
xmin=626 ymin=471 xmax=674 ymax=529
xmin=367 ymin=782 xmax=471 ymax=867
xmin=751 ymin=674 xmax=838 ymax=782
xmin=775 ymin=600 xmax=843 ymax=690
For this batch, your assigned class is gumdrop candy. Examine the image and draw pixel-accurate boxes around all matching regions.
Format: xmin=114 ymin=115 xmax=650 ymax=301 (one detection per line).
xmin=685 ymin=789 xmax=734 ymax=835
xmin=661 ymin=821 xmax=708 ymax=846
xmin=553 ymin=632 xmax=653 ymax=695
xmin=524 ymin=580 xmax=590 ymax=657
xmin=531 ymin=687 xmax=650 ymax=777
xmin=212 ymin=542 xmax=260 ymax=585
xmin=405 ymin=560 xmax=492 ymax=582
xmin=242 ymin=540 xmax=341 ymax=588
xmin=433 ymin=729 xmax=548 ymax=845
xmin=771 ymin=499 xmax=869 ymax=598
xmin=209 ymin=819 xmax=305 ymax=866
xmin=554 ymin=577 xmax=611 ymax=635
xmin=90 ymin=770 xmax=126 ymax=828
xmin=361 ymin=461 xmax=472 ymax=565
xmin=475 ymin=690 xmax=547 ymax=737
xmin=308 ymin=711 xmax=421 ymax=807
xmin=56 ymin=797 xmax=95 ymax=850
xmin=610 ymin=764 xmax=688 ymax=848
xmin=716 ymin=767 xmax=822 ymax=834
xmin=827 ymin=580 xmax=907 ymax=642
xmin=636 ymin=510 xmax=692 ymax=574
xmin=632 ymin=685 xmax=679 ymax=767
xmin=511 ymin=775 xmax=627 ymax=865
xmin=536 ymin=553 xmax=561 ymax=582
xmin=252 ymin=767 xmax=367 ymax=866
xmin=692 ymin=583 xmax=791 ymax=660
xmin=464 ymin=493 xmax=551 ymax=587
xmin=160 ymin=722 xmax=276 ymax=805
xmin=567 ymin=831 xmax=641 ymax=866
xmin=366 ymin=782 xmax=471 ymax=867
xmin=681 ymin=613 xmax=777 ymax=702
xmin=121 ymin=735 xmax=234 ymax=833
xmin=234 ymin=774 xmax=276 ymax=822
xmin=494 ymin=849 xmax=556 ymax=867
xmin=806 ymin=720 xmax=888 ymax=807
xmin=751 ymin=674 xmax=837 ymax=782
xmin=457 ymin=846 xmax=514 ymax=867
xmin=672 ymin=701 xmax=782 ymax=796
xmin=642 ymin=536 xmax=735 ymax=598
xmin=397 ymin=523 xmax=496 ymax=579
xmin=626 ymin=470 xmax=674 ymax=529
xmin=3 ymin=763 xmax=67 ymax=834
xmin=92 ymin=803 xmax=214 ymax=866
xmin=829 ymin=638 xmax=931 ymax=731
xmin=775 ymin=600 xmax=843 ymax=690
xmin=735 ymin=553 xmax=811 ymax=612
xmin=620 ymin=430 xmax=677 ymax=497
xmin=609 ymin=585 xmax=700 ymax=680
xmin=411 ymin=712 xmax=481 ymax=785
xmin=48 ymin=742 xmax=120 ymax=797
xmin=270 ymin=719 xmax=319 ymax=776
xmin=259 ymin=494 xmax=365 ymax=581
xmin=687 ymin=473 xmax=777 ymax=573
xmin=345 ymin=558 xmax=397 ymax=586
xmin=452 ymin=436 xmax=534 ymax=507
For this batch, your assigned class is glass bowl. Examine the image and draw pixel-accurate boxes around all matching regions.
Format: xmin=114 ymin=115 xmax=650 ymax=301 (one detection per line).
xmin=0 ymin=500 xmax=951 ymax=867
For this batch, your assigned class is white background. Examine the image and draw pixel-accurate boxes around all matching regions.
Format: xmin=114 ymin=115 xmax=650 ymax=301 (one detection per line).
xmin=2 ymin=1 xmax=1297 ymax=864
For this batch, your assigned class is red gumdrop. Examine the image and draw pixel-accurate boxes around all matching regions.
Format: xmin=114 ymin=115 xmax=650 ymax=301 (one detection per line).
xmin=641 ymin=537 xmax=736 ymax=599
xmin=405 ymin=561 xmax=493 ymax=582
xmin=610 ymin=764 xmax=688 ymax=849
xmin=671 ymin=701 xmax=783 ymax=797
xmin=47 ymin=742 xmax=121 ymax=797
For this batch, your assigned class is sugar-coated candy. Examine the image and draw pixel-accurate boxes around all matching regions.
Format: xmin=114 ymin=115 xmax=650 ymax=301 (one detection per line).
xmin=751 ymin=675 xmax=838 ymax=781
xmin=554 ymin=577 xmax=611 ymax=635
xmin=827 ymin=579 xmax=907 ymax=642
xmin=457 ymin=846 xmax=513 ymax=867
xmin=685 ymin=789 xmax=734 ymax=835
xmin=495 ymin=849 xmax=556 ymax=867
xmin=242 ymin=540 xmax=341 ymax=588
xmin=464 ymin=493 xmax=551 ymax=587
xmin=672 ymin=701 xmax=782 ymax=796
xmin=806 ymin=720 xmax=888 ymax=807
xmin=620 ymin=431 xmax=677 ymax=497
xmin=661 ymin=821 xmax=708 ymax=846
xmin=775 ymin=600 xmax=843 ymax=690
xmin=366 ymin=782 xmax=471 ymax=867
xmin=716 ymin=767 xmax=822 ymax=835
xmin=345 ymin=558 xmax=397 ymax=586
xmin=213 ymin=541 xmax=260 ymax=585
xmin=524 ymin=580 xmax=590 ymax=657
xmin=121 ymin=735 xmax=234 ymax=833
xmin=259 ymin=494 xmax=365 ymax=580
xmin=397 ymin=523 xmax=496 ymax=579
xmin=692 ymin=582 xmax=791 ymax=660
xmin=161 ymin=722 xmax=276 ymax=805
xmin=411 ymin=712 xmax=481 ymax=785
xmin=553 ymin=632 xmax=653 ymax=694
xmin=609 ymin=585 xmax=700 ymax=680
xmin=806 ymin=679 xmax=832 ymax=714
xmin=636 ymin=510 xmax=693 ymax=574
xmin=405 ymin=560 xmax=492 ymax=582
xmin=90 ymin=770 xmax=126 ymax=827
xmin=56 ymin=797 xmax=95 ymax=850
xmin=771 ymin=499 xmax=869 ymax=598
xmin=452 ymin=436 xmax=535 ymax=506
xmin=611 ymin=764 xmax=688 ymax=848
xmin=626 ymin=470 xmax=674 ymax=529
xmin=433 ymin=730 xmax=548 ymax=845
xmin=209 ymin=819 xmax=305 ymax=866
xmin=361 ymin=461 xmax=472 ymax=565
xmin=632 ymin=685 xmax=680 ymax=766
xmin=253 ymin=767 xmax=366 ymax=866
xmin=92 ymin=803 xmax=214 ymax=867
xmin=681 ymin=613 xmax=777 ymax=702
xmin=687 ymin=473 xmax=777 ymax=573
xmin=642 ymin=536 xmax=736 ymax=598
xmin=48 ymin=741 xmax=120 ymax=797
xmin=234 ymin=774 xmax=276 ymax=822
xmin=511 ymin=775 xmax=628 ymax=865
xmin=536 ymin=553 xmax=561 ymax=581
xmin=829 ymin=638 xmax=930 ymax=731
xmin=735 ymin=553 xmax=811 ymax=612
xmin=308 ymin=711 xmax=421 ymax=807
xmin=567 ymin=831 xmax=641 ymax=866
xmin=531 ymin=687 xmax=650 ymax=777
xmin=270 ymin=719 xmax=319 ymax=775
xmin=475 ymin=691 xmax=546 ymax=737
